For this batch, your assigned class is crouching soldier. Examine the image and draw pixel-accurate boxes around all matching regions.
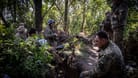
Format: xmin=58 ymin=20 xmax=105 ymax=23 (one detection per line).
xmin=80 ymin=31 xmax=125 ymax=78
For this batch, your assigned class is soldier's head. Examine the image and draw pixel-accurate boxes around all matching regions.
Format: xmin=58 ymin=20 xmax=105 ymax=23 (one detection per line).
xmin=48 ymin=19 xmax=55 ymax=27
xmin=94 ymin=31 xmax=109 ymax=48
xmin=16 ymin=24 xmax=27 ymax=34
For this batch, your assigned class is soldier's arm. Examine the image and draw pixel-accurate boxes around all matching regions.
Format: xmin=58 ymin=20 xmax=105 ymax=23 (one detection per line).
xmin=46 ymin=33 xmax=56 ymax=38
xmin=76 ymin=35 xmax=90 ymax=44
xmin=43 ymin=29 xmax=57 ymax=39
xmin=80 ymin=53 xmax=115 ymax=78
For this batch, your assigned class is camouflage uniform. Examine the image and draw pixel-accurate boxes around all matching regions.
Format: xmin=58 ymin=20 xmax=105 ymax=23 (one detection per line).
xmin=80 ymin=41 xmax=125 ymax=78
xmin=43 ymin=26 xmax=57 ymax=46
xmin=15 ymin=26 xmax=28 ymax=40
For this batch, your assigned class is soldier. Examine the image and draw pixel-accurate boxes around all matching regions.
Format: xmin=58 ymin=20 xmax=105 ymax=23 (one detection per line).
xmin=80 ymin=31 xmax=125 ymax=78
xmin=43 ymin=19 xmax=58 ymax=47
xmin=43 ymin=19 xmax=69 ymax=47
xmin=15 ymin=23 xmax=28 ymax=40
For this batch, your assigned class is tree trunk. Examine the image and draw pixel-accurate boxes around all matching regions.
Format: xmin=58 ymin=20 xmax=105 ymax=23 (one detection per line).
xmin=0 ymin=11 xmax=9 ymax=27
xmin=64 ymin=0 xmax=68 ymax=32
xmin=81 ymin=0 xmax=86 ymax=32
xmin=111 ymin=0 xmax=128 ymax=50
xmin=34 ymin=0 xmax=42 ymax=33
xmin=13 ymin=0 xmax=16 ymax=22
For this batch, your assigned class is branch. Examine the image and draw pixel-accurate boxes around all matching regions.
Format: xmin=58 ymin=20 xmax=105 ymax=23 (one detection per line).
xmin=54 ymin=2 xmax=64 ymax=17
xmin=69 ymin=0 xmax=74 ymax=6
xmin=42 ymin=2 xmax=54 ymax=19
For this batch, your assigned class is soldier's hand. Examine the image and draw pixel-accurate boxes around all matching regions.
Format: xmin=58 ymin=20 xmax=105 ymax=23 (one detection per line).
xmin=76 ymin=32 xmax=87 ymax=40
xmin=80 ymin=71 xmax=90 ymax=78
xmin=53 ymin=33 xmax=58 ymax=37
xmin=48 ymin=47 xmax=56 ymax=52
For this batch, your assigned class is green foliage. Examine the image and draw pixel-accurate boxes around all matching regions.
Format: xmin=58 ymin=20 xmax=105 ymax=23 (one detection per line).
xmin=124 ymin=9 xmax=138 ymax=40
xmin=68 ymin=0 xmax=110 ymax=35
xmin=0 ymin=25 xmax=53 ymax=77
xmin=1 ymin=0 xmax=111 ymax=36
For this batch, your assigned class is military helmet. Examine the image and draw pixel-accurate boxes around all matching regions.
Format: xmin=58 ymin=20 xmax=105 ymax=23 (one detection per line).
xmin=48 ymin=19 xmax=55 ymax=25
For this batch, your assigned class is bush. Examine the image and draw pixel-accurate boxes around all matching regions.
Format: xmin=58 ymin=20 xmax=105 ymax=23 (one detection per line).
xmin=0 ymin=25 xmax=53 ymax=78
